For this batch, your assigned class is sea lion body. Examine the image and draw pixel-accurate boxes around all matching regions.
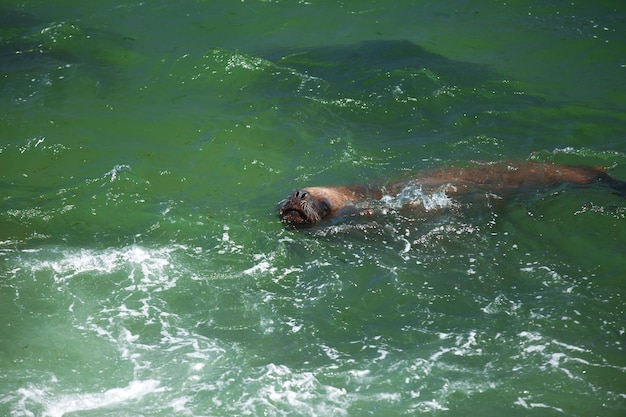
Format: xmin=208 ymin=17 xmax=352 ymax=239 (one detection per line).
xmin=278 ymin=161 xmax=625 ymax=227
xmin=408 ymin=162 xmax=606 ymax=194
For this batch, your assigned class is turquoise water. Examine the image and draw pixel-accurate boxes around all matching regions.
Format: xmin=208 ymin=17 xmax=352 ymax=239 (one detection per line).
xmin=1 ymin=1 xmax=625 ymax=416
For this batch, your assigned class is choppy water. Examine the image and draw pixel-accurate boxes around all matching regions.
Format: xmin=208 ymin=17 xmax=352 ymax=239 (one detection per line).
xmin=1 ymin=1 xmax=625 ymax=416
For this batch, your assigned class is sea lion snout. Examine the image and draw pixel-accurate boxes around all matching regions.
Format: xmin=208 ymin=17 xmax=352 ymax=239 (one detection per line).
xmin=278 ymin=186 xmax=363 ymax=226
xmin=278 ymin=189 xmax=322 ymax=226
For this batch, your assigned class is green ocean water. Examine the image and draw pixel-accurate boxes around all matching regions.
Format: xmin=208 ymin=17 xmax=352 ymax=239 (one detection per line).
xmin=1 ymin=1 xmax=625 ymax=416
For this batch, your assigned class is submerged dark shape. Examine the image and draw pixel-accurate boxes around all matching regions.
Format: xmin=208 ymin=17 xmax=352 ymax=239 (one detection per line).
xmin=278 ymin=161 xmax=626 ymax=227
xmin=0 ymin=6 xmax=142 ymax=79
xmin=266 ymin=40 xmax=493 ymax=86
xmin=262 ymin=40 xmax=544 ymax=130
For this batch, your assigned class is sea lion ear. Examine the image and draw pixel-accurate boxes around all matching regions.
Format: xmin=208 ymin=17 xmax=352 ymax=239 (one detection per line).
xmin=318 ymin=199 xmax=331 ymax=216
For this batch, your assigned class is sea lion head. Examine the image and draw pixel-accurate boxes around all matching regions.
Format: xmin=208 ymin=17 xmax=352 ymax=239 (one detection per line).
xmin=278 ymin=186 xmax=353 ymax=226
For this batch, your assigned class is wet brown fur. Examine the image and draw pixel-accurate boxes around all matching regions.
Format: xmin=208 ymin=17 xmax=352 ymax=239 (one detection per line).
xmin=278 ymin=161 xmax=614 ymax=226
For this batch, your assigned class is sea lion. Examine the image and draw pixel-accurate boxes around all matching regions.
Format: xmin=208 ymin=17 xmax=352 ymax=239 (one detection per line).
xmin=278 ymin=161 xmax=626 ymax=227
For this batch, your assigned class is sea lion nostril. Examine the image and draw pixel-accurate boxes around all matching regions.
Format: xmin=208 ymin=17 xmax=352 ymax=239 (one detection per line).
xmin=294 ymin=189 xmax=307 ymax=200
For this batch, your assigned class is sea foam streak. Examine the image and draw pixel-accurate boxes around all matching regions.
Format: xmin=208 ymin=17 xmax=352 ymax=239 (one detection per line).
xmin=16 ymin=380 xmax=161 ymax=417
xmin=30 ymin=245 xmax=184 ymax=292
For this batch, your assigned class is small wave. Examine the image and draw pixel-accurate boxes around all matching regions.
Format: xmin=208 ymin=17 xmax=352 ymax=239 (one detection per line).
xmin=103 ymin=164 xmax=131 ymax=181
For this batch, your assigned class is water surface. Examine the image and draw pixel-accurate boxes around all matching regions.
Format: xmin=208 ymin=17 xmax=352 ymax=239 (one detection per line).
xmin=1 ymin=1 xmax=625 ymax=416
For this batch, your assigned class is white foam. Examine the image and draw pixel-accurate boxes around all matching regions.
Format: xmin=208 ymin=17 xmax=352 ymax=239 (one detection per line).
xmin=217 ymin=224 xmax=244 ymax=255
xmin=244 ymin=251 xmax=277 ymax=276
xmin=239 ymin=363 xmax=351 ymax=416
xmin=514 ymin=396 xmax=564 ymax=413
xmin=103 ymin=164 xmax=131 ymax=181
xmin=30 ymin=245 xmax=183 ymax=292
xmin=244 ymin=259 xmax=274 ymax=275
xmin=418 ymin=399 xmax=450 ymax=411
xmin=380 ymin=184 xmax=455 ymax=211
xmin=430 ymin=331 xmax=483 ymax=361
xmin=168 ymin=395 xmax=192 ymax=413
xmin=16 ymin=379 xmax=161 ymax=417
xmin=223 ymin=52 xmax=271 ymax=72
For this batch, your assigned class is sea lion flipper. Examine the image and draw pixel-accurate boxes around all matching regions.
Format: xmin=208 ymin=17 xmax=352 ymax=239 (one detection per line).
xmin=600 ymin=173 xmax=626 ymax=198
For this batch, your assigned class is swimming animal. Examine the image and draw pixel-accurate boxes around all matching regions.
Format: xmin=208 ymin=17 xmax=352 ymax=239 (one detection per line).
xmin=278 ymin=161 xmax=626 ymax=226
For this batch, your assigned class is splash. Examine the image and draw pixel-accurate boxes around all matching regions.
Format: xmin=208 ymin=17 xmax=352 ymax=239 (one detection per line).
xmin=380 ymin=183 xmax=455 ymax=211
